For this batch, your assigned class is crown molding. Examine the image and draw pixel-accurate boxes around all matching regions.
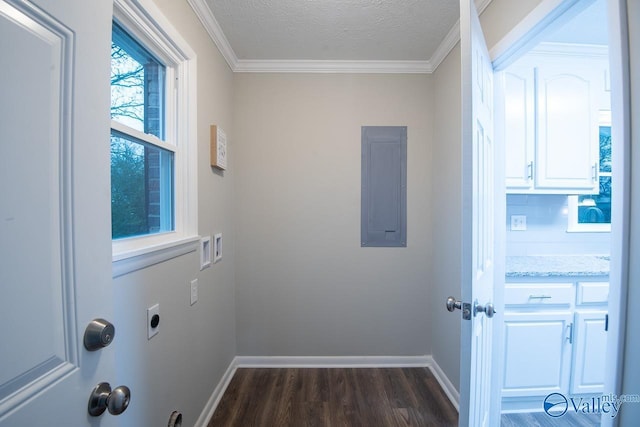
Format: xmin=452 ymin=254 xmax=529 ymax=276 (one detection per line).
xmin=429 ymin=19 xmax=462 ymax=72
xmin=186 ymin=0 xmax=238 ymax=71
xmin=476 ymin=0 xmax=493 ymax=16
xmin=235 ymin=59 xmax=433 ymax=74
xmin=187 ymin=0 xmax=493 ymax=74
xmin=429 ymin=0 xmax=493 ymax=71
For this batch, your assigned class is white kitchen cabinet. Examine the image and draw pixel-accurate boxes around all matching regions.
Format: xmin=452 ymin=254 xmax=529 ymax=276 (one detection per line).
xmin=571 ymin=281 xmax=609 ymax=395
xmin=503 ymin=63 xmax=535 ymax=190
xmin=535 ymin=59 xmax=600 ymax=192
xmin=502 ymin=311 xmax=573 ymax=398
xmin=501 ymin=279 xmax=609 ymax=412
xmin=571 ymin=310 xmax=607 ymax=394
xmin=502 ymin=44 xmax=609 ymax=194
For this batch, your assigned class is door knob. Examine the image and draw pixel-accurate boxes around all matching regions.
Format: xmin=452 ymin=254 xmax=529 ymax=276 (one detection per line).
xmin=88 ymin=382 xmax=131 ymax=416
xmin=84 ymin=318 xmax=115 ymax=351
xmin=474 ymin=301 xmax=496 ymax=318
xmin=446 ymin=297 xmax=472 ymax=320
xmin=446 ymin=296 xmax=461 ymax=312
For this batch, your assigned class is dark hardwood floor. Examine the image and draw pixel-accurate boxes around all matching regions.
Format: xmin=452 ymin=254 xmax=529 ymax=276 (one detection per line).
xmin=208 ymin=367 xmax=458 ymax=427
xmin=501 ymin=411 xmax=601 ymax=427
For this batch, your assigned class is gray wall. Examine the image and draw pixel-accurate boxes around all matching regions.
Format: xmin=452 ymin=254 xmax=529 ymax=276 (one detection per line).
xmin=480 ymin=0 xmax=543 ymax=50
xmin=430 ymin=43 xmax=463 ymax=391
xmin=232 ymin=73 xmax=434 ymax=356
xmin=112 ymin=0 xmax=236 ymax=425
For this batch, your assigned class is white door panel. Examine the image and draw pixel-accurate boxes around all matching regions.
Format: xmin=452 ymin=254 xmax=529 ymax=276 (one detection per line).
xmin=460 ymin=0 xmax=496 ymax=425
xmin=1 ymin=2 xmax=68 ymax=396
xmin=0 ymin=0 xmax=115 ymax=425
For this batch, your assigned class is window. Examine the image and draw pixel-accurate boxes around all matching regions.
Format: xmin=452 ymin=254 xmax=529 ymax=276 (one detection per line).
xmin=111 ymin=23 xmax=173 ymax=239
xmin=111 ymin=0 xmax=198 ymax=276
xmin=568 ymin=112 xmax=612 ymax=232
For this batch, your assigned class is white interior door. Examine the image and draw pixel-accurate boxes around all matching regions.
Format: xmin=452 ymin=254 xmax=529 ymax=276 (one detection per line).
xmin=0 ymin=0 xmax=116 ymax=425
xmin=459 ymin=0 xmax=496 ymax=425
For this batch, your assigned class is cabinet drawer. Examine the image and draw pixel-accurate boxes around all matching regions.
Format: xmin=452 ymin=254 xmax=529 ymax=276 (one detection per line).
xmin=505 ymin=283 xmax=573 ymax=306
xmin=576 ymin=282 xmax=609 ymax=305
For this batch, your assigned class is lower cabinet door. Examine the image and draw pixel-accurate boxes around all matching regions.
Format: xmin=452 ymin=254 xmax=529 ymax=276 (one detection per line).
xmin=502 ymin=311 xmax=573 ymax=397
xmin=571 ymin=311 xmax=608 ymax=395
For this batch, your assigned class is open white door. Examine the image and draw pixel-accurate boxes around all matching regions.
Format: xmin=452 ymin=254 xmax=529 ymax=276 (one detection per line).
xmin=457 ymin=0 xmax=496 ymax=425
xmin=0 ymin=0 xmax=119 ymax=425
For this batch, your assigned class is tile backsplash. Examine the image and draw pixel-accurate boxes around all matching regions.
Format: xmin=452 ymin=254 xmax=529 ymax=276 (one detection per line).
xmin=506 ymin=194 xmax=611 ymax=256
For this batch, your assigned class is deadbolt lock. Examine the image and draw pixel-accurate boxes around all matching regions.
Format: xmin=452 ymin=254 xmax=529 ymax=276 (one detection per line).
xmin=84 ymin=318 xmax=115 ymax=351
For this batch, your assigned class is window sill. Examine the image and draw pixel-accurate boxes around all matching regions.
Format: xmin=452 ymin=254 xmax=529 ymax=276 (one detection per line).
xmin=112 ymin=233 xmax=200 ymax=278
xmin=566 ymin=224 xmax=611 ymax=233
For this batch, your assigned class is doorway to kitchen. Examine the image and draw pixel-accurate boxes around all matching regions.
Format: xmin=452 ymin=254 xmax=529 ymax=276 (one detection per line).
xmin=495 ymin=0 xmax=615 ymax=425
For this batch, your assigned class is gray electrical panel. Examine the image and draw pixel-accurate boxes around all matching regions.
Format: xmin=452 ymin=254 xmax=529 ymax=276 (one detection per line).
xmin=361 ymin=126 xmax=407 ymax=247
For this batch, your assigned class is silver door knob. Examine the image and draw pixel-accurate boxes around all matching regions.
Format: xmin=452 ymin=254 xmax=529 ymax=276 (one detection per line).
xmin=474 ymin=301 xmax=496 ymax=318
xmin=446 ymin=296 xmax=462 ymax=312
xmin=88 ymin=382 xmax=131 ymax=416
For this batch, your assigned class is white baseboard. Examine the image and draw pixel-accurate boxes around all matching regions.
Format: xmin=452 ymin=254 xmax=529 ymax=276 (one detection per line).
xmin=428 ymin=357 xmax=460 ymax=412
xmin=197 ymin=354 xmax=459 ymax=426
xmin=235 ymin=355 xmax=433 ymax=368
xmin=194 ymin=358 xmax=238 ymax=427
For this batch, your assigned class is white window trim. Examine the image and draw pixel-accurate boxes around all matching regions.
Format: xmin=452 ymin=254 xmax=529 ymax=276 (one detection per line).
xmin=112 ymin=0 xmax=198 ymax=277
xmin=567 ymin=111 xmax=611 ymax=233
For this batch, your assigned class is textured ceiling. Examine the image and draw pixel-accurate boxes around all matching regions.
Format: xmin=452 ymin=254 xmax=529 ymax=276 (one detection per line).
xmin=205 ymin=0 xmax=460 ymax=61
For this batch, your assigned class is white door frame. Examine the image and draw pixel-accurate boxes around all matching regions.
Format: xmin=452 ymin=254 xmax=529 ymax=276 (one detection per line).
xmin=487 ymin=0 xmax=630 ymax=424
xmin=603 ymin=0 xmax=634 ymax=426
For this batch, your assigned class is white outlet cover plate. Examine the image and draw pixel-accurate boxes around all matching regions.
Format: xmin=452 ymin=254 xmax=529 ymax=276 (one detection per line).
xmin=200 ymin=236 xmax=212 ymax=270
xmin=510 ymin=215 xmax=527 ymax=231
xmin=213 ymin=233 xmax=222 ymax=263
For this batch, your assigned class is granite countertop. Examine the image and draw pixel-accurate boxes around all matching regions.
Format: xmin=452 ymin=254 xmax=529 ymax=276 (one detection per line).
xmin=505 ymin=255 xmax=610 ymax=277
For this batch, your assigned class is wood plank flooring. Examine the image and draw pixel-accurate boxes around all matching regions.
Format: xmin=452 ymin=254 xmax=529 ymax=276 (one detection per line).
xmin=501 ymin=411 xmax=601 ymax=427
xmin=208 ymin=368 xmax=458 ymax=427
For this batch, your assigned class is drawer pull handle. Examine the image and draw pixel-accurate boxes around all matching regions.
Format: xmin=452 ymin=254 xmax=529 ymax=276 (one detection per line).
xmin=529 ymin=295 xmax=552 ymax=299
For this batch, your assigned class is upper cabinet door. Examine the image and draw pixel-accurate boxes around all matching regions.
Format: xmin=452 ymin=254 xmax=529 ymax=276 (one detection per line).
xmin=504 ymin=63 xmax=535 ymax=191
xmin=535 ymin=58 xmax=600 ymax=192
xmin=501 ymin=46 xmax=609 ymax=195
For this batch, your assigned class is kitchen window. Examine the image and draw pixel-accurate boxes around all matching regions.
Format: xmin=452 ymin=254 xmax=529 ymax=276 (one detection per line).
xmin=567 ymin=112 xmax=612 ymax=232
